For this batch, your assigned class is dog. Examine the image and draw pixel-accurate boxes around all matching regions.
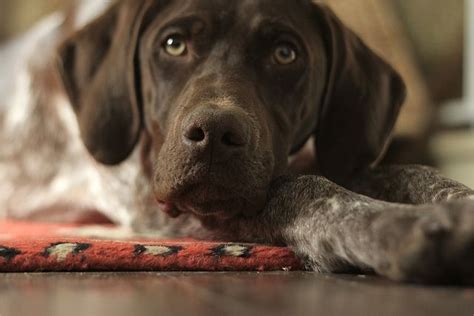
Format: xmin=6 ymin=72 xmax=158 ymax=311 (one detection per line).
xmin=1 ymin=0 xmax=473 ymax=284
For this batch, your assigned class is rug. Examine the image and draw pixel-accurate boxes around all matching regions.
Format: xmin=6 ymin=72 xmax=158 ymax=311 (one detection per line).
xmin=0 ymin=221 xmax=302 ymax=272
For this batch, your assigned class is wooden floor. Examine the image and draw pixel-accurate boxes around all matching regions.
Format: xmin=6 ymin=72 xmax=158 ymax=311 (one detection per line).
xmin=0 ymin=272 xmax=472 ymax=316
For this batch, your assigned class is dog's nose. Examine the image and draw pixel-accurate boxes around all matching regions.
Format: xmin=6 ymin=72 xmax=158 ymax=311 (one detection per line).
xmin=183 ymin=108 xmax=250 ymax=160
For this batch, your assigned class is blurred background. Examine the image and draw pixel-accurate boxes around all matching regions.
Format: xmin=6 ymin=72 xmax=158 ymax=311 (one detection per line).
xmin=0 ymin=0 xmax=473 ymax=187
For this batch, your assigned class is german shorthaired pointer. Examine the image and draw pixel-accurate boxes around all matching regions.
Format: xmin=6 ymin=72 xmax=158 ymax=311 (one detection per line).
xmin=1 ymin=0 xmax=473 ymax=284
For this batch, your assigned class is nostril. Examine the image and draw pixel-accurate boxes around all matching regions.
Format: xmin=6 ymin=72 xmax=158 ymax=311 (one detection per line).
xmin=185 ymin=127 xmax=206 ymax=142
xmin=222 ymin=131 xmax=246 ymax=147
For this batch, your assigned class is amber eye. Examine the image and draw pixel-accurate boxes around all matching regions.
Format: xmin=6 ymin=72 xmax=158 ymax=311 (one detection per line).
xmin=163 ymin=35 xmax=187 ymax=56
xmin=273 ymin=43 xmax=297 ymax=65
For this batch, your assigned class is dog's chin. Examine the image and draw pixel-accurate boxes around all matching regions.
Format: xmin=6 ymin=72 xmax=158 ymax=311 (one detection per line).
xmin=155 ymin=182 xmax=268 ymax=220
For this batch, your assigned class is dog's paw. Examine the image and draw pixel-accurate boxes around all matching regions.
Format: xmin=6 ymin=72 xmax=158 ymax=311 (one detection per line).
xmin=373 ymin=201 xmax=474 ymax=284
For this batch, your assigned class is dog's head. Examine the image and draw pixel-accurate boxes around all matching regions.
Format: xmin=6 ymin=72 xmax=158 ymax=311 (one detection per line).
xmin=57 ymin=0 xmax=405 ymax=220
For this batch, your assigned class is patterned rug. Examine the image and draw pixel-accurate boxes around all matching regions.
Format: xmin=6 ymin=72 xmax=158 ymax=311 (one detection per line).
xmin=0 ymin=221 xmax=302 ymax=272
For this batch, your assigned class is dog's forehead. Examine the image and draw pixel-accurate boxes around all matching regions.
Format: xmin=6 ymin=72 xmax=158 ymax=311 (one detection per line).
xmin=161 ymin=0 xmax=313 ymax=28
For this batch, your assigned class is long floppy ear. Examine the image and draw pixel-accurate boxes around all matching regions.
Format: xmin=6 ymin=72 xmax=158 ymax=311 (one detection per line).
xmin=57 ymin=0 xmax=164 ymax=165
xmin=312 ymin=4 xmax=406 ymax=184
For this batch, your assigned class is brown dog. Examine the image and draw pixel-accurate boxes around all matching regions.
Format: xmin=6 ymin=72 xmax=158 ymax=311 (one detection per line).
xmin=58 ymin=0 xmax=405 ymax=217
xmin=1 ymin=0 xmax=473 ymax=284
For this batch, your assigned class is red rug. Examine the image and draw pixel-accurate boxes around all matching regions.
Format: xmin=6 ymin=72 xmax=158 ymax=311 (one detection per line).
xmin=0 ymin=221 xmax=302 ymax=272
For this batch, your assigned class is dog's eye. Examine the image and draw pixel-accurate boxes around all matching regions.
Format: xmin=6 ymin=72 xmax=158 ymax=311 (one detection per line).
xmin=273 ymin=44 xmax=297 ymax=65
xmin=163 ymin=35 xmax=187 ymax=56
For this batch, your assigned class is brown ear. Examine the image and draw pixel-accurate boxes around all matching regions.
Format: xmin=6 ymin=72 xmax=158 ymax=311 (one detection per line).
xmin=312 ymin=5 xmax=406 ymax=184
xmin=57 ymin=0 xmax=163 ymax=165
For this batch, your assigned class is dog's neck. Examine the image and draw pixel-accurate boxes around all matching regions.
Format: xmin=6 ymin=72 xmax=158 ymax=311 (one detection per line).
xmin=288 ymin=136 xmax=320 ymax=176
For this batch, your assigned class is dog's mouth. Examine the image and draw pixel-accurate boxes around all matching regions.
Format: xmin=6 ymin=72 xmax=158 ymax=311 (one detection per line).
xmin=155 ymin=180 xmax=268 ymax=220
xmin=157 ymin=199 xmax=242 ymax=220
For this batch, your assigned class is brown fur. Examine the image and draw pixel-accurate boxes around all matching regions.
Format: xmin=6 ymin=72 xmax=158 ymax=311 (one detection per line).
xmin=2 ymin=0 xmax=474 ymax=284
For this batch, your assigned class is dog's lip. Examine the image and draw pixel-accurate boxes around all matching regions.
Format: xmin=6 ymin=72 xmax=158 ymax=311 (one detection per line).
xmin=157 ymin=200 xmax=236 ymax=218
xmin=156 ymin=190 xmax=248 ymax=219
xmin=155 ymin=180 xmax=234 ymax=206
xmin=156 ymin=200 xmax=182 ymax=218
xmin=157 ymin=196 xmax=263 ymax=221
xmin=155 ymin=180 xmax=268 ymax=219
xmin=185 ymin=207 xmax=233 ymax=218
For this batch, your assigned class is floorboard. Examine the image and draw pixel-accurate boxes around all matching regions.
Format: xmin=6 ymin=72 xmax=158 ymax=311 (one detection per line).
xmin=0 ymin=272 xmax=472 ymax=316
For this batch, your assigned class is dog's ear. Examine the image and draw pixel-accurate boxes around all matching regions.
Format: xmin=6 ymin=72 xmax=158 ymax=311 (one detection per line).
xmin=311 ymin=5 xmax=406 ymax=184
xmin=57 ymin=1 xmax=163 ymax=165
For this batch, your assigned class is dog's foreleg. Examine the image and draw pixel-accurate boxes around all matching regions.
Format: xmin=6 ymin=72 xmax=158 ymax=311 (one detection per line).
xmin=348 ymin=165 xmax=474 ymax=204
xmin=229 ymin=175 xmax=474 ymax=284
